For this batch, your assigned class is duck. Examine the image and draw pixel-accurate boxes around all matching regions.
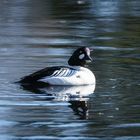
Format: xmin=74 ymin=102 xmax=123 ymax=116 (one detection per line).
xmin=19 ymin=47 xmax=96 ymax=86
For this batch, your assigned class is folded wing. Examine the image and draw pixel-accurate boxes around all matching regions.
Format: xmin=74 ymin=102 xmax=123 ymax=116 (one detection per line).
xmin=19 ymin=66 xmax=76 ymax=84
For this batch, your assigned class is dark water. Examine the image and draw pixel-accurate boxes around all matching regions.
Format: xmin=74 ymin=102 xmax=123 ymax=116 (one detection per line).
xmin=0 ymin=0 xmax=140 ymax=139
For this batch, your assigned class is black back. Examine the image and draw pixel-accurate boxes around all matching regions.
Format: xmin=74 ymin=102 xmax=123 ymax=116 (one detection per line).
xmin=19 ymin=66 xmax=74 ymax=84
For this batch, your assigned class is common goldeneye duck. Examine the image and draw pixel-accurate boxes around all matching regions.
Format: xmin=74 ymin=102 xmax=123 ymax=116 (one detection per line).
xmin=19 ymin=47 xmax=96 ymax=86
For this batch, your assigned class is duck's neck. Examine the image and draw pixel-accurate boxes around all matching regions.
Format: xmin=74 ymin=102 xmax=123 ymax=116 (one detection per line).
xmin=68 ymin=59 xmax=86 ymax=67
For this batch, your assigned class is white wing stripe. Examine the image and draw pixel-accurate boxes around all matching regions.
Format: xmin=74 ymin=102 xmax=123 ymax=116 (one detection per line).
xmin=68 ymin=69 xmax=76 ymax=76
xmin=64 ymin=69 xmax=72 ymax=77
xmin=66 ymin=69 xmax=72 ymax=76
xmin=51 ymin=70 xmax=59 ymax=76
xmin=51 ymin=68 xmax=76 ymax=77
xmin=57 ymin=69 xmax=67 ymax=77
xmin=62 ymin=69 xmax=69 ymax=77
xmin=54 ymin=69 xmax=63 ymax=77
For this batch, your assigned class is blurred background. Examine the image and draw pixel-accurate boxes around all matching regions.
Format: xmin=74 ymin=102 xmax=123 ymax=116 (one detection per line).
xmin=0 ymin=0 xmax=140 ymax=139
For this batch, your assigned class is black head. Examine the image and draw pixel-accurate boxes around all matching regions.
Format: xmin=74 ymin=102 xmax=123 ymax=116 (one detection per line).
xmin=68 ymin=47 xmax=92 ymax=67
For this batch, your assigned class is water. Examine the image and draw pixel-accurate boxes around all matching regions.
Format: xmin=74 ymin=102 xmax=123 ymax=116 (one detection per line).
xmin=0 ymin=0 xmax=140 ymax=139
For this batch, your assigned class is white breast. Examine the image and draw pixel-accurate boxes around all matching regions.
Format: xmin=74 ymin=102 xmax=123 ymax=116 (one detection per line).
xmin=39 ymin=67 xmax=96 ymax=86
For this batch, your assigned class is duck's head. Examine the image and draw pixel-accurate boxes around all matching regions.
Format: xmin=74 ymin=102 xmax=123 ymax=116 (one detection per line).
xmin=68 ymin=47 xmax=92 ymax=67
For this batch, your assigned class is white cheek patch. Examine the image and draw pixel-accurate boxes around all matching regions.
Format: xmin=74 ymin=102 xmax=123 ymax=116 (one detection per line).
xmin=79 ymin=53 xmax=85 ymax=59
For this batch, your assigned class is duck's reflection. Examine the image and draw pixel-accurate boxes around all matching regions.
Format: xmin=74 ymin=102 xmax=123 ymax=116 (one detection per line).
xmin=68 ymin=100 xmax=88 ymax=119
xmin=20 ymin=84 xmax=95 ymax=119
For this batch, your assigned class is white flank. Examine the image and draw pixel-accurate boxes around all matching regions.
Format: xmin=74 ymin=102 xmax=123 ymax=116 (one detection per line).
xmin=39 ymin=66 xmax=96 ymax=86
